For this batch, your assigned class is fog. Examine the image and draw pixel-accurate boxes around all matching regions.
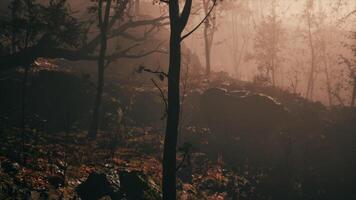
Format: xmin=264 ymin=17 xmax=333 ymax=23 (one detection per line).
xmin=180 ymin=0 xmax=356 ymax=105
xmin=61 ymin=0 xmax=355 ymax=105
xmin=0 ymin=1 xmax=355 ymax=199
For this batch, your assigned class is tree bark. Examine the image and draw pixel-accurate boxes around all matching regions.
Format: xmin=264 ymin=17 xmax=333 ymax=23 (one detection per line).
xmin=162 ymin=0 xmax=193 ymax=198
xmin=162 ymin=31 xmax=181 ymax=200
xmin=88 ymin=0 xmax=112 ymax=138
xmin=163 ymin=1 xmax=181 ymax=197
xmin=162 ymin=0 xmax=215 ymax=198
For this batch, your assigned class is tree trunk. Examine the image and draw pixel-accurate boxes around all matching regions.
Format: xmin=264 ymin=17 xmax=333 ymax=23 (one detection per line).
xmin=20 ymin=64 xmax=29 ymax=164
xmin=323 ymin=57 xmax=333 ymax=106
xmin=271 ymin=57 xmax=276 ymax=86
xmin=203 ymin=0 xmax=212 ymax=78
xmin=162 ymin=0 xmax=202 ymax=198
xmin=88 ymin=0 xmax=111 ymax=138
xmin=306 ymin=8 xmax=316 ymax=100
xmin=135 ymin=0 xmax=140 ymax=16
xmin=162 ymin=31 xmax=181 ymax=200
xmin=20 ymin=0 xmax=34 ymax=164
xmin=204 ymin=23 xmax=211 ymax=77
xmin=88 ymin=63 xmax=104 ymax=138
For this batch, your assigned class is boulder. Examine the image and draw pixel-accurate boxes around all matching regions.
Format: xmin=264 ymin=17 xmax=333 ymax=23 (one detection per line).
xmin=76 ymin=171 xmax=161 ymax=200
xmin=199 ymin=88 xmax=289 ymax=136
xmin=76 ymin=172 xmax=113 ymax=200
xmin=119 ymin=170 xmax=161 ymax=200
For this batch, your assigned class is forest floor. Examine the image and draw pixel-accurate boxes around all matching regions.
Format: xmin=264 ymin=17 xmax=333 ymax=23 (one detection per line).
xmin=0 ymin=127 xmax=249 ymax=199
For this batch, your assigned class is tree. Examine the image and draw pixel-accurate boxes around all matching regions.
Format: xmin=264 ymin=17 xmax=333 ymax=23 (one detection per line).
xmin=350 ymin=32 xmax=356 ymax=107
xmin=135 ymin=0 xmax=140 ymax=16
xmin=0 ymin=1 xmax=168 ymax=71
xmin=86 ymin=0 xmax=169 ymax=137
xmin=303 ymin=0 xmax=317 ymax=99
xmin=0 ymin=0 xmax=83 ymax=163
xmin=88 ymin=0 xmax=114 ymax=138
xmin=158 ymin=0 xmax=216 ymax=199
xmin=202 ymin=0 xmax=217 ymax=77
xmin=228 ymin=0 xmax=253 ymax=78
xmin=253 ymin=0 xmax=285 ymax=86
xmin=340 ymin=32 xmax=356 ymax=107
xmin=1 ymin=0 xmax=169 ymax=138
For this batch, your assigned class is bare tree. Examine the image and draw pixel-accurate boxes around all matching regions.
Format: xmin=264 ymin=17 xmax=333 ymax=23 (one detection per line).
xmin=159 ymin=0 xmax=216 ymax=198
xmin=229 ymin=0 xmax=253 ymax=79
xmin=253 ymin=0 xmax=285 ymax=86
xmin=340 ymin=49 xmax=356 ymax=106
xmin=304 ymin=0 xmax=317 ymax=99
xmin=0 ymin=1 xmax=169 ymax=71
xmin=1 ymin=0 xmax=169 ymax=138
xmin=202 ymin=0 xmax=217 ymax=77
xmin=88 ymin=0 xmax=113 ymax=138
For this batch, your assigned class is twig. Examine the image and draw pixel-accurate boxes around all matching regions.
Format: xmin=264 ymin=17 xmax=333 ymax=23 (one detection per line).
xmin=181 ymin=0 xmax=217 ymax=41
xmin=151 ymin=78 xmax=168 ymax=119
xmin=140 ymin=65 xmax=169 ymax=78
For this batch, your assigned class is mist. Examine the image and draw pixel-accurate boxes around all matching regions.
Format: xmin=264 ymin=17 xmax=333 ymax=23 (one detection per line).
xmin=0 ymin=0 xmax=355 ymax=199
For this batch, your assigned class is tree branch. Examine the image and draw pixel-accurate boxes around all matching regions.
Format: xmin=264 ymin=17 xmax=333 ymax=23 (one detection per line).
xmin=138 ymin=65 xmax=169 ymax=78
xmin=151 ymin=78 xmax=168 ymax=119
xmin=179 ymin=0 xmax=193 ymax=32
xmin=181 ymin=0 xmax=217 ymax=41
xmin=160 ymin=0 xmax=169 ymax=4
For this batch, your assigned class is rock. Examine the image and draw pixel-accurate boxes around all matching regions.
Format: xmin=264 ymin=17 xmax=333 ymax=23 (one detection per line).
xmin=196 ymin=88 xmax=291 ymax=164
xmin=75 ymin=171 xmax=161 ymax=200
xmin=199 ymin=88 xmax=290 ymax=135
xmin=76 ymin=172 xmax=113 ymax=200
xmin=119 ymin=170 xmax=161 ymax=200
xmin=1 ymin=159 xmax=20 ymax=176
xmin=47 ymin=174 xmax=64 ymax=188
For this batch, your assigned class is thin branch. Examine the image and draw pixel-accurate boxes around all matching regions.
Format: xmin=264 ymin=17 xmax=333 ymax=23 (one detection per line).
xmin=151 ymin=78 xmax=168 ymax=119
xmin=139 ymin=65 xmax=169 ymax=78
xmin=160 ymin=0 xmax=169 ymax=4
xmin=337 ymin=9 xmax=356 ymax=26
xmin=176 ymin=145 xmax=191 ymax=172
xmin=119 ymin=24 xmax=158 ymax=42
xmin=179 ymin=0 xmax=193 ymax=32
xmin=112 ymin=41 xmax=166 ymax=59
xmin=111 ymin=15 xmax=169 ymax=37
xmin=98 ymin=0 xmax=103 ymax=28
xmin=176 ymin=151 xmax=187 ymax=172
xmin=0 ymin=11 xmax=168 ymax=71
xmin=180 ymin=0 xmax=217 ymax=41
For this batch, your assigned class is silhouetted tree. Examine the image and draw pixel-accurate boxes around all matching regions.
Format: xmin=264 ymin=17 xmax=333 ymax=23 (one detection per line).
xmin=0 ymin=1 xmax=168 ymax=71
xmin=1 ymin=0 xmax=168 ymax=138
xmin=159 ymin=0 xmax=216 ymax=199
xmin=1 ymin=0 xmax=82 ymax=163
xmin=88 ymin=0 xmax=113 ymax=138
xmin=87 ymin=0 xmax=167 ymax=137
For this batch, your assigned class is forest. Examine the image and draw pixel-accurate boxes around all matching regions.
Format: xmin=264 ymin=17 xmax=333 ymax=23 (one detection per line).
xmin=0 ymin=0 xmax=355 ymax=199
